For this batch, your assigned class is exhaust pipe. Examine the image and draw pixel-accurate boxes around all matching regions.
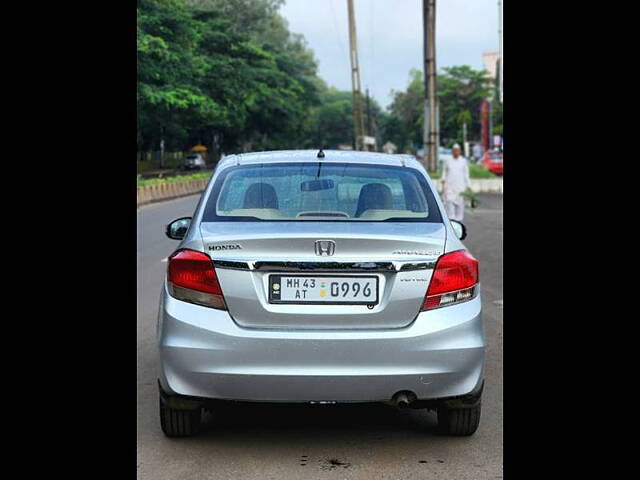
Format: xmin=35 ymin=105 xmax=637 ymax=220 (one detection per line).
xmin=391 ymin=391 xmax=417 ymax=408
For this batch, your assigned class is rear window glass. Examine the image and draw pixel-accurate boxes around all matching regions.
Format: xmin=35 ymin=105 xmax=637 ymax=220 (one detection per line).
xmin=202 ymin=162 xmax=442 ymax=222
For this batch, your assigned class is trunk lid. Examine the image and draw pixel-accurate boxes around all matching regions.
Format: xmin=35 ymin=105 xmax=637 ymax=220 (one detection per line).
xmin=201 ymin=222 xmax=446 ymax=329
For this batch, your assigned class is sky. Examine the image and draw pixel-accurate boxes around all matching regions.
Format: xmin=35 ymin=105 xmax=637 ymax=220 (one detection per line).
xmin=279 ymin=0 xmax=500 ymax=109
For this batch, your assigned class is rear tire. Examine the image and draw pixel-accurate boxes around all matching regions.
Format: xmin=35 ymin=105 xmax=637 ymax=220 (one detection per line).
xmin=159 ymin=396 xmax=201 ymax=437
xmin=437 ymin=402 xmax=481 ymax=436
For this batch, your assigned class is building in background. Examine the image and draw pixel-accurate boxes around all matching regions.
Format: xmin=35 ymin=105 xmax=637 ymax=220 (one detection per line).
xmin=482 ymin=50 xmax=499 ymax=84
xmin=482 ymin=50 xmax=502 ymax=152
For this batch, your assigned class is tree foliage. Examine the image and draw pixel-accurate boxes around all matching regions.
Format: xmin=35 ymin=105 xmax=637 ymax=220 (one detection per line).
xmin=438 ymin=65 xmax=491 ymax=145
xmin=138 ymin=1 xmax=500 ymax=161
xmin=383 ymin=65 xmax=494 ymax=151
xmin=383 ymin=69 xmax=424 ymax=153
xmin=138 ymin=0 xmax=323 ymax=156
xmin=301 ymin=87 xmax=386 ymax=150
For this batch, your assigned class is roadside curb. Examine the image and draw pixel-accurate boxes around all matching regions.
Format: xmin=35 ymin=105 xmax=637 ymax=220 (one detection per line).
xmin=136 ymin=177 xmax=503 ymax=207
xmin=137 ymin=179 xmax=209 ymax=206
xmin=435 ymin=178 xmax=503 ymax=193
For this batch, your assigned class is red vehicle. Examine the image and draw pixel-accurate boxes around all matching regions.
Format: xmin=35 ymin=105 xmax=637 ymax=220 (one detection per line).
xmin=483 ymin=150 xmax=503 ymax=176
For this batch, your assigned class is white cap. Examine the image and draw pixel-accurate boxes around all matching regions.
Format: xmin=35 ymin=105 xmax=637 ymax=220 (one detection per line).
xmin=452 ymin=143 xmax=461 ymax=149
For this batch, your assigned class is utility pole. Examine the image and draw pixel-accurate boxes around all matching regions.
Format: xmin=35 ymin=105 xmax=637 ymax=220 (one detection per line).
xmin=423 ymin=0 xmax=438 ymax=172
xmin=498 ymin=0 xmax=502 ymax=104
xmin=366 ymin=88 xmax=372 ymax=137
xmin=347 ymin=0 xmax=366 ymax=151
xmin=488 ymin=99 xmax=493 ymax=150
xmin=481 ymin=100 xmax=489 ymax=152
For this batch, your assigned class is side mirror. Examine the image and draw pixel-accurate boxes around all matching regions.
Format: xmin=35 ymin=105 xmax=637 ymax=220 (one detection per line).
xmin=166 ymin=217 xmax=192 ymax=240
xmin=450 ymin=220 xmax=467 ymax=240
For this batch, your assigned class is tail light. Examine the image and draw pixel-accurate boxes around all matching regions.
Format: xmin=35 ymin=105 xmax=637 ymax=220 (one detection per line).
xmin=167 ymin=249 xmax=226 ymax=310
xmin=421 ymin=250 xmax=478 ymax=310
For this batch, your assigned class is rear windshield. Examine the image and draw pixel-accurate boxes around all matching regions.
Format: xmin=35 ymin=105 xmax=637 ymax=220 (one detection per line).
xmin=202 ymin=162 xmax=442 ymax=222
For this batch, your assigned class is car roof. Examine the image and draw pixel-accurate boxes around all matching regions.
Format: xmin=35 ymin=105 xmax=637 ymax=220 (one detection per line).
xmin=216 ymin=150 xmax=425 ymax=170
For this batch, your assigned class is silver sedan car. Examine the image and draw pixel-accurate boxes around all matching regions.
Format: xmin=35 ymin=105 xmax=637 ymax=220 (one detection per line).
xmin=158 ymin=150 xmax=484 ymax=437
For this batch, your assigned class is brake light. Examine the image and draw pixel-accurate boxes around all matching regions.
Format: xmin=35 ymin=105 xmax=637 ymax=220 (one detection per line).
xmin=167 ymin=249 xmax=226 ymax=310
xmin=421 ymin=250 xmax=478 ymax=310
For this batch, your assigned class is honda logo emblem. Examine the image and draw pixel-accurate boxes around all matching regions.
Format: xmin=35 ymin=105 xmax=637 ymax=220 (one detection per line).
xmin=314 ymin=240 xmax=336 ymax=256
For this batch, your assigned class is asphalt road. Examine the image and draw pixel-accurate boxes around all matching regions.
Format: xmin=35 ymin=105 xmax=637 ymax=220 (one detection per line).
xmin=137 ymin=193 xmax=503 ymax=480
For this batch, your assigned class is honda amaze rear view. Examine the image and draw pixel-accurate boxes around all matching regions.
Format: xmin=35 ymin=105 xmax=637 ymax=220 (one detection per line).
xmin=157 ymin=150 xmax=484 ymax=437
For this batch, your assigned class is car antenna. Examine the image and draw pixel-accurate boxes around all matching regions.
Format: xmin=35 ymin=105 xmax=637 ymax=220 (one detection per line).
xmin=316 ymin=147 xmax=325 ymax=177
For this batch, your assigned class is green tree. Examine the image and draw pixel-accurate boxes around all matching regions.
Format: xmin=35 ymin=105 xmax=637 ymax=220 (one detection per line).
xmin=138 ymin=0 xmax=324 ymax=161
xmin=384 ymin=69 xmax=424 ymax=152
xmin=304 ymin=87 xmax=353 ymax=148
xmin=137 ymin=0 xmax=223 ymax=153
xmin=186 ymin=0 xmax=321 ymax=152
xmin=138 ymin=1 xmax=494 ymax=165
xmin=437 ymin=65 xmax=491 ymax=144
xmin=382 ymin=66 xmax=491 ymax=151
xmin=303 ymin=85 xmax=387 ymax=150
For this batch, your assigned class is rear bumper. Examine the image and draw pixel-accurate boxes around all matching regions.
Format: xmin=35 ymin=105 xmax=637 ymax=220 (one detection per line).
xmin=157 ymin=284 xmax=485 ymax=403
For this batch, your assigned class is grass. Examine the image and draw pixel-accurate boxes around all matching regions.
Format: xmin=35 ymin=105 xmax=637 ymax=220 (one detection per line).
xmin=137 ymin=171 xmax=211 ymax=187
xmin=136 ymin=161 xmax=496 ymax=186
xmin=429 ymin=162 xmax=497 ymax=180
xmin=469 ymin=163 xmax=498 ymax=178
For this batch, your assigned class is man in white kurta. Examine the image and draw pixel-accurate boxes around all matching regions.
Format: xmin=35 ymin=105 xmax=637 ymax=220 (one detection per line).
xmin=442 ymin=144 xmax=471 ymax=221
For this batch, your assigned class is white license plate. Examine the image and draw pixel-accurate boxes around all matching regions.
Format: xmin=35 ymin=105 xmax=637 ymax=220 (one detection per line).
xmin=268 ymin=275 xmax=379 ymax=305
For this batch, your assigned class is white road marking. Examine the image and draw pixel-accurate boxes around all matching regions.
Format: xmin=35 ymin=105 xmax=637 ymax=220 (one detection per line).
xmin=161 ymin=257 xmax=168 ymax=263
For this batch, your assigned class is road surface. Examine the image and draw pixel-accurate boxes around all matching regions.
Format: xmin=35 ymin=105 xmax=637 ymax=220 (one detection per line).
xmin=137 ymin=194 xmax=503 ymax=479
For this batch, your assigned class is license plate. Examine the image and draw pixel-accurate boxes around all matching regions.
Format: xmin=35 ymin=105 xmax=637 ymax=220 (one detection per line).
xmin=268 ymin=275 xmax=379 ymax=305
